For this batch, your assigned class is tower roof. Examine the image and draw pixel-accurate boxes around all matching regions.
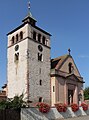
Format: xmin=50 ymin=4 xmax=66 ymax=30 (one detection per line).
xmin=7 ymin=1 xmax=51 ymax=36
xmin=22 ymin=12 xmax=37 ymax=26
xmin=22 ymin=1 xmax=37 ymax=26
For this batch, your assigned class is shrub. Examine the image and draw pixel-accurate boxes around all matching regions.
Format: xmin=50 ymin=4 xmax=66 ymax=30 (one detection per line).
xmin=36 ymin=102 xmax=50 ymax=113
xmin=55 ymin=103 xmax=67 ymax=112
xmin=0 ymin=94 xmax=26 ymax=110
xmin=84 ymin=87 xmax=89 ymax=100
xmin=81 ymin=103 xmax=88 ymax=111
xmin=71 ymin=103 xmax=79 ymax=112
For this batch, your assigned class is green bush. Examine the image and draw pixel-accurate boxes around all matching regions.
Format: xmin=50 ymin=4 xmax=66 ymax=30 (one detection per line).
xmin=84 ymin=87 xmax=89 ymax=100
xmin=0 ymin=94 xmax=26 ymax=110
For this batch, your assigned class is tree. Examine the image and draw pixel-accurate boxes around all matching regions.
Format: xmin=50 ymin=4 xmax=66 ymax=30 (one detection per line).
xmin=84 ymin=87 xmax=89 ymax=100
xmin=0 ymin=94 xmax=26 ymax=110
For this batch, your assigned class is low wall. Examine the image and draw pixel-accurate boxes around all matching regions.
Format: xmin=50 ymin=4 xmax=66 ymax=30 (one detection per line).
xmin=0 ymin=109 xmax=20 ymax=120
xmin=21 ymin=107 xmax=89 ymax=120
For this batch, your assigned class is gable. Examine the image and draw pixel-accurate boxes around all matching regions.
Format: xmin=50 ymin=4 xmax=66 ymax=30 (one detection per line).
xmin=51 ymin=54 xmax=82 ymax=78
xmin=66 ymin=74 xmax=80 ymax=82
xmin=58 ymin=56 xmax=81 ymax=77
xmin=65 ymin=74 xmax=84 ymax=84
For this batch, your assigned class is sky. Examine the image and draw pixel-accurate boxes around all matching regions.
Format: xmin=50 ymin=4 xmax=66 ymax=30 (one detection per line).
xmin=0 ymin=0 xmax=89 ymax=89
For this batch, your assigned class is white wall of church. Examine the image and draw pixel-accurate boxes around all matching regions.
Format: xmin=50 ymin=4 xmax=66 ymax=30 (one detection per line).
xmin=7 ymin=24 xmax=29 ymax=99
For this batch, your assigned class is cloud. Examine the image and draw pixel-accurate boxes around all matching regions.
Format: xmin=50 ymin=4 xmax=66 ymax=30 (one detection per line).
xmin=78 ymin=55 xmax=89 ymax=58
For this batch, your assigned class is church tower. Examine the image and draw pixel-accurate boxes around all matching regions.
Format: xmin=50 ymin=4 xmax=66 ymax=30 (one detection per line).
xmin=7 ymin=3 xmax=51 ymax=104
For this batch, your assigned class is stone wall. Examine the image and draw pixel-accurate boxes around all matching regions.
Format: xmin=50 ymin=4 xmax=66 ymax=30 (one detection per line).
xmin=7 ymin=22 xmax=51 ymax=104
xmin=27 ymin=25 xmax=51 ymax=104
xmin=21 ymin=107 xmax=89 ymax=120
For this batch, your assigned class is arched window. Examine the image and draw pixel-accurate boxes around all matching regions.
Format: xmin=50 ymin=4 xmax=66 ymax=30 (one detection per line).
xmin=15 ymin=53 xmax=19 ymax=62
xmin=68 ymin=62 xmax=72 ymax=73
xmin=20 ymin=31 xmax=23 ymax=40
xmin=39 ymin=80 xmax=42 ymax=86
xmin=38 ymin=34 xmax=41 ymax=43
xmin=42 ymin=36 xmax=46 ymax=45
xmin=33 ymin=31 xmax=36 ymax=40
xmin=16 ymin=34 xmax=18 ymax=42
xmin=11 ymin=36 xmax=14 ymax=45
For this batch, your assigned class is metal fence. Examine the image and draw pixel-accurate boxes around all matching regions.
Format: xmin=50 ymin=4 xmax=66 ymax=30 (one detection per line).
xmin=0 ymin=109 xmax=20 ymax=120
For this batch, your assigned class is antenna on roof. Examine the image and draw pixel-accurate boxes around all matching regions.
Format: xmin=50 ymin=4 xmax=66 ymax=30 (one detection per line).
xmin=68 ymin=48 xmax=71 ymax=55
xmin=27 ymin=1 xmax=32 ymax=17
xmin=28 ymin=1 xmax=31 ymax=12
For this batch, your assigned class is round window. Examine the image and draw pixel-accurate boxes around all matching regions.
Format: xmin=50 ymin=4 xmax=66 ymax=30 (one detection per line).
xmin=38 ymin=45 xmax=43 ymax=52
xmin=15 ymin=45 xmax=19 ymax=51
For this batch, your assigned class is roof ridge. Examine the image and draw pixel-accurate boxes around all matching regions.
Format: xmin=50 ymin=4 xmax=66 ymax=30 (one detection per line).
xmin=52 ymin=54 xmax=69 ymax=61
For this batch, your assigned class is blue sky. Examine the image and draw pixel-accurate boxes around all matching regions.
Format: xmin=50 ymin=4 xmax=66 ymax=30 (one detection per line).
xmin=0 ymin=0 xmax=89 ymax=89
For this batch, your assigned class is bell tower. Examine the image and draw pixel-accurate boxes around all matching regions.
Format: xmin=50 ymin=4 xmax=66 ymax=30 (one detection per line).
xmin=7 ymin=2 xmax=51 ymax=104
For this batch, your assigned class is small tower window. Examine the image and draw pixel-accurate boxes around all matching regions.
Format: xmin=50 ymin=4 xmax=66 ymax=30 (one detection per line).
xmin=16 ymin=34 xmax=18 ymax=42
xmin=15 ymin=53 xmax=19 ymax=62
xmin=68 ymin=62 xmax=72 ymax=73
xmin=39 ymin=97 xmax=43 ymax=102
xmin=46 ymin=39 xmax=48 ymax=46
xmin=53 ymin=86 xmax=55 ymax=92
xmin=39 ymin=68 xmax=41 ymax=74
xmin=20 ymin=31 xmax=23 ymax=40
xmin=11 ymin=36 xmax=14 ymax=45
xmin=33 ymin=31 xmax=36 ymax=40
xmin=42 ymin=36 xmax=46 ymax=45
xmin=39 ymin=80 xmax=42 ymax=86
xmin=38 ymin=34 xmax=41 ymax=43
xmin=38 ymin=53 xmax=43 ymax=61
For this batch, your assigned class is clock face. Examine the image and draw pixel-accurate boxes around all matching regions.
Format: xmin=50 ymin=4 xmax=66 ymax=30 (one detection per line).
xmin=38 ymin=45 xmax=43 ymax=52
xmin=15 ymin=45 xmax=19 ymax=51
